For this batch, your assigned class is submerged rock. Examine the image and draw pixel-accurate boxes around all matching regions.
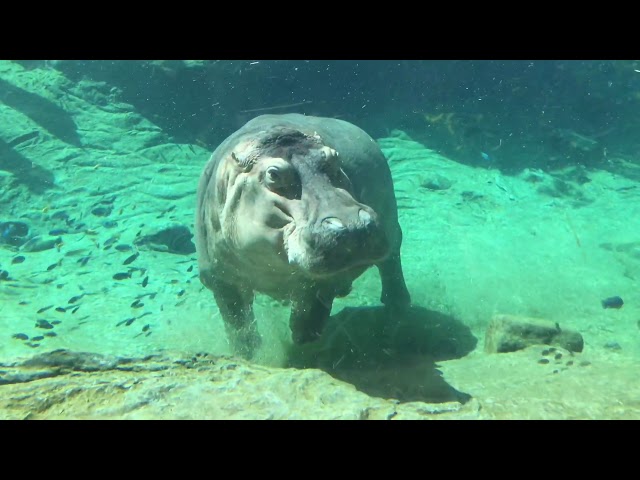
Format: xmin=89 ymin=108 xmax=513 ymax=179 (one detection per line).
xmin=0 ymin=221 xmax=30 ymax=247
xmin=20 ymin=235 xmax=63 ymax=253
xmin=485 ymin=314 xmax=584 ymax=353
xmin=134 ymin=224 xmax=195 ymax=255
xmin=420 ymin=174 xmax=453 ymax=191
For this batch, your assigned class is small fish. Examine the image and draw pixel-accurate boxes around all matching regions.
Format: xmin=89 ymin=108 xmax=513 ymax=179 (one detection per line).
xmin=55 ymin=306 xmax=67 ymax=313
xmin=177 ymin=289 xmax=185 ymax=297
xmin=141 ymin=276 xmax=149 ymax=288
xmin=12 ymin=256 xmax=26 ymax=264
xmin=113 ymin=272 xmax=132 ymax=280
xmin=46 ymin=261 xmax=61 ymax=271
xmin=115 ymin=244 xmax=132 ymax=252
xmin=123 ymin=252 xmax=139 ymax=265
xmin=68 ymin=294 xmax=84 ymax=304
xmin=65 ymin=249 xmax=89 ymax=257
xmin=116 ymin=318 xmax=134 ymax=327
xmin=71 ymin=306 xmax=80 ymax=314
xmin=176 ymin=258 xmax=197 ymax=264
xmin=12 ymin=333 xmax=28 ymax=340
xmin=35 ymin=319 xmax=54 ymax=329
xmin=44 ymin=331 xmax=57 ymax=337
xmin=51 ymin=211 xmax=70 ymax=221
xmin=186 ymin=265 xmax=193 ymax=273
xmin=103 ymin=235 xmax=120 ymax=249
xmin=51 ymin=320 xmax=62 ymax=325
xmin=480 ymin=151 xmax=492 ymax=162
xmin=130 ymin=300 xmax=144 ymax=309
xmin=602 ymin=296 xmax=624 ymax=309
xmin=142 ymin=324 xmax=150 ymax=332
xmin=37 ymin=305 xmax=54 ymax=314
xmin=31 ymin=335 xmax=45 ymax=341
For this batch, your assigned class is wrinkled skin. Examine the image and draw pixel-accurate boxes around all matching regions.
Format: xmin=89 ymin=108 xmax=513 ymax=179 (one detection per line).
xmin=196 ymin=114 xmax=410 ymax=359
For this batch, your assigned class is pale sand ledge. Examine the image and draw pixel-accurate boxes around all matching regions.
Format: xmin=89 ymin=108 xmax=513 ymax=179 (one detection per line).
xmin=1 ymin=346 xmax=637 ymax=419
xmin=439 ymin=346 xmax=640 ymax=420
xmin=0 ymin=350 xmax=478 ymax=420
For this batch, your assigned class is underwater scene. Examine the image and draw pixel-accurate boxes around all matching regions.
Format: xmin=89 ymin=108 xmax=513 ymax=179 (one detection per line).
xmin=1 ymin=60 xmax=639 ymax=419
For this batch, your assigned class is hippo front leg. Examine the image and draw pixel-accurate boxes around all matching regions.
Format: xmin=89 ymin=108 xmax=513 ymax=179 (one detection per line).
xmin=378 ymin=252 xmax=411 ymax=308
xmin=207 ymin=278 xmax=261 ymax=359
xmin=289 ymin=287 xmax=334 ymax=344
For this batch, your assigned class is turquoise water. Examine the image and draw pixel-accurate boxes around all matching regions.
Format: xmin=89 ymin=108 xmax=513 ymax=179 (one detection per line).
xmin=1 ymin=60 xmax=639 ymax=419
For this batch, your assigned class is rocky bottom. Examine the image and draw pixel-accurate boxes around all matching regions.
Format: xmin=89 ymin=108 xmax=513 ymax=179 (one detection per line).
xmin=0 ymin=349 xmax=477 ymax=420
xmin=2 ymin=343 xmax=638 ymax=420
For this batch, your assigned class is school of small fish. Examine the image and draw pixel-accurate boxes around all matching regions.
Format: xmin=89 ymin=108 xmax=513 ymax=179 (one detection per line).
xmin=2 ymin=189 xmax=201 ymax=350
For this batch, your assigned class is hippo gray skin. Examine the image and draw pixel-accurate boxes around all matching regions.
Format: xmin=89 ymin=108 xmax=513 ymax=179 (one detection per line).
xmin=196 ymin=113 xmax=410 ymax=359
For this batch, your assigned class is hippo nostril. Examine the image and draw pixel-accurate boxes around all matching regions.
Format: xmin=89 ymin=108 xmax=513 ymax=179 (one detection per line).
xmin=322 ymin=217 xmax=345 ymax=231
xmin=358 ymin=209 xmax=372 ymax=225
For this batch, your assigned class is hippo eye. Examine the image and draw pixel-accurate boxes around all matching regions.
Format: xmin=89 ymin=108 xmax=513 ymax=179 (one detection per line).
xmin=266 ymin=167 xmax=280 ymax=183
xmin=265 ymin=165 xmax=300 ymax=199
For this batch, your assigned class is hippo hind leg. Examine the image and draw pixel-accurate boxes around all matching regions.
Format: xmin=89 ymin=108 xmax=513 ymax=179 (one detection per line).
xmin=205 ymin=276 xmax=261 ymax=359
xmin=377 ymin=251 xmax=411 ymax=308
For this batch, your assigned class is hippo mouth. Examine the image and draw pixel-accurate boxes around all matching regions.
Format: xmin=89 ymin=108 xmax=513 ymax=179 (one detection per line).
xmin=282 ymin=219 xmax=390 ymax=278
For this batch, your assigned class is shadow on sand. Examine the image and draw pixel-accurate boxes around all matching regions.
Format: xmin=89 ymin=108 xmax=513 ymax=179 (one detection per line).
xmin=287 ymin=305 xmax=477 ymax=405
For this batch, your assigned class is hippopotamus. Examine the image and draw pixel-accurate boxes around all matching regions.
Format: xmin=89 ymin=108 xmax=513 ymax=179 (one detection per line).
xmin=195 ymin=113 xmax=410 ymax=358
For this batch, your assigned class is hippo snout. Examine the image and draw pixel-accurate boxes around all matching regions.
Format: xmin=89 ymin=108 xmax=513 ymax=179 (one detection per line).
xmin=299 ymin=204 xmax=388 ymax=274
xmin=322 ymin=217 xmax=346 ymax=231
xmin=358 ymin=209 xmax=372 ymax=225
xmin=321 ymin=208 xmax=374 ymax=232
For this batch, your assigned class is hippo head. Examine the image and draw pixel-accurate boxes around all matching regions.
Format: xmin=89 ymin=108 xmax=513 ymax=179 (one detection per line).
xmin=215 ymin=127 xmax=390 ymax=279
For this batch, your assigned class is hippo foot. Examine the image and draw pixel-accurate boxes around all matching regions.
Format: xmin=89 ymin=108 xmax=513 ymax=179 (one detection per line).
xmin=225 ymin=324 xmax=262 ymax=360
